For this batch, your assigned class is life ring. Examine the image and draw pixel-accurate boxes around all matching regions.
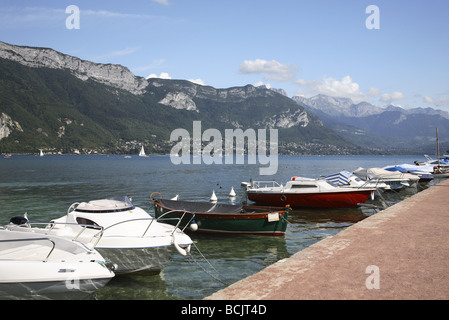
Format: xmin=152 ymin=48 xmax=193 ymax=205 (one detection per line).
xmin=280 ymin=194 xmax=287 ymax=201
xmin=150 ymin=192 xmax=162 ymax=201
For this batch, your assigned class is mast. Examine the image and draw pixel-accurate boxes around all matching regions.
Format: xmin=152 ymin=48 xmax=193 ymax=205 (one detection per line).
xmin=436 ymin=128 xmax=440 ymax=169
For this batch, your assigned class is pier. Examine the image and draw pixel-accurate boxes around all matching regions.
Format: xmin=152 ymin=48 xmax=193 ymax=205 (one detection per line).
xmin=206 ymin=178 xmax=449 ymax=300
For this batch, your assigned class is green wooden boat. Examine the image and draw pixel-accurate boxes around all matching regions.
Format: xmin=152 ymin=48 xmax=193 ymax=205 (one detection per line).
xmin=151 ymin=197 xmax=289 ymax=236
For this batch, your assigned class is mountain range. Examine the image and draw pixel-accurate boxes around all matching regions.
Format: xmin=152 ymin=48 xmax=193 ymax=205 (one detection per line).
xmin=0 ymin=41 xmax=447 ymax=155
xmin=0 ymin=41 xmax=358 ymax=155
xmin=293 ymin=94 xmax=449 ymax=153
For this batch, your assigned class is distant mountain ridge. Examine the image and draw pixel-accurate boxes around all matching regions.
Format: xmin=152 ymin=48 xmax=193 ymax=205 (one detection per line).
xmin=292 ymin=94 xmax=449 ymax=119
xmin=0 ymin=41 xmax=362 ymax=155
xmin=0 ymin=41 xmax=148 ymax=95
xmin=292 ymin=94 xmax=449 ymax=153
xmin=1 ymin=40 xmax=446 ymax=156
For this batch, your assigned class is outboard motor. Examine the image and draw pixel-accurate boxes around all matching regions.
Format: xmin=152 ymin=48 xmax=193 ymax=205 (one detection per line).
xmin=9 ymin=215 xmax=29 ymax=227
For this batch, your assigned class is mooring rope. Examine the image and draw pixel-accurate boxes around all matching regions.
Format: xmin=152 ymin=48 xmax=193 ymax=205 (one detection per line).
xmin=187 ymin=241 xmax=230 ymax=286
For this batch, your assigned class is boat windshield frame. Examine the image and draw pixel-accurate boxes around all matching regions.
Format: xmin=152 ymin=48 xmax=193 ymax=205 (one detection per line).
xmin=74 ymin=196 xmax=135 ymax=213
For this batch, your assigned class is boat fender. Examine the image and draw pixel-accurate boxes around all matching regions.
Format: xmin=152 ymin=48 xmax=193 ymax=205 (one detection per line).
xmin=174 ymin=242 xmax=191 ymax=256
xmin=173 ymin=232 xmax=191 ymax=256
xmin=280 ymin=194 xmax=287 ymax=201
xmin=189 ymin=220 xmax=198 ymax=232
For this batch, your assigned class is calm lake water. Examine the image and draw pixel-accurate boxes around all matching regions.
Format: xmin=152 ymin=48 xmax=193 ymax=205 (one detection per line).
xmin=0 ymin=154 xmax=437 ymax=299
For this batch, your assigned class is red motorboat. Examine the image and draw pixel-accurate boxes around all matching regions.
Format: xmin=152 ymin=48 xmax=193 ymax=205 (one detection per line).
xmin=244 ymin=176 xmax=375 ymax=208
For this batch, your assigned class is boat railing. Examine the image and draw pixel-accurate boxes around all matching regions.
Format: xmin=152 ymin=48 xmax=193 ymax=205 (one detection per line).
xmin=94 ymin=215 xmax=193 ymax=238
xmin=155 ymin=210 xmax=196 ymax=234
xmin=250 ymin=181 xmax=283 ymax=189
xmin=0 ymin=237 xmax=56 ymax=262
xmin=10 ymin=221 xmax=105 ymax=251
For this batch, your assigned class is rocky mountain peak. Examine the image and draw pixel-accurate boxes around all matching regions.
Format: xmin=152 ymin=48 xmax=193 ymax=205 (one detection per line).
xmin=0 ymin=41 xmax=148 ymax=95
xmin=293 ymin=94 xmax=384 ymax=117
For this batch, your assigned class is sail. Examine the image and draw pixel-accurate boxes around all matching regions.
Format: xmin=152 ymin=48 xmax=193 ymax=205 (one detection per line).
xmin=139 ymin=146 xmax=145 ymax=157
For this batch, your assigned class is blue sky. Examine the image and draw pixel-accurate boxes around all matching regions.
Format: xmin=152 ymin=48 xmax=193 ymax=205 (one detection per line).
xmin=1 ymin=0 xmax=448 ymax=110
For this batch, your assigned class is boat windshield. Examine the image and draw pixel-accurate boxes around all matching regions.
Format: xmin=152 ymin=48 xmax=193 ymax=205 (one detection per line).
xmin=75 ymin=196 xmax=135 ymax=213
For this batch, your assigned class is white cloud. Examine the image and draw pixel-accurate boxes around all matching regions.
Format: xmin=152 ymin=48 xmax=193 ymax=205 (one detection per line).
xmin=146 ymin=72 xmax=172 ymax=80
xmin=239 ymin=59 xmax=298 ymax=81
xmin=83 ymin=9 xmax=161 ymax=20
xmin=152 ymin=0 xmax=170 ymax=5
xmin=188 ymin=78 xmax=205 ymax=86
xmin=0 ymin=7 xmax=64 ymax=26
xmin=254 ymin=81 xmax=271 ymax=89
xmin=380 ymin=91 xmax=405 ymax=103
xmin=133 ymin=59 xmax=166 ymax=73
xmin=294 ymin=75 xmax=365 ymax=102
xmin=93 ymin=47 xmax=140 ymax=61
xmin=368 ymin=87 xmax=381 ymax=96
xmin=424 ymin=96 xmax=448 ymax=107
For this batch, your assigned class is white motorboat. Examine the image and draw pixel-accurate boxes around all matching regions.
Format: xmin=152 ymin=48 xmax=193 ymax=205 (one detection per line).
xmin=416 ymin=155 xmax=449 ymax=168
xmin=0 ymin=229 xmax=115 ymax=300
xmin=8 ymin=197 xmax=193 ymax=275
xmin=382 ymin=164 xmax=434 ymax=182
xmin=414 ymin=156 xmax=449 ymax=178
xmin=352 ymin=167 xmax=419 ymax=190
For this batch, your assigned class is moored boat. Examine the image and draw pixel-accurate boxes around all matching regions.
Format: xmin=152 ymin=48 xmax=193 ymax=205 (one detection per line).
xmin=244 ymin=177 xmax=375 ymax=208
xmin=151 ymin=196 xmax=289 ymax=237
xmin=353 ymin=167 xmax=419 ymax=190
xmin=323 ymin=170 xmax=391 ymax=191
xmin=0 ymin=229 xmax=115 ymax=300
xmin=382 ymin=164 xmax=434 ymax=182
xmin=7 ymin=196 xmax=193 ymax=275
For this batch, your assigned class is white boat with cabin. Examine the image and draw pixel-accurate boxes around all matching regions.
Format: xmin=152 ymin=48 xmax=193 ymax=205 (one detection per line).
xmin=7 ymin=197 xmax=193 ymax=275
xmin=352 ymin=167 xmax=419 ymax=190
xmin=0 ymin=229 xmax=114 ymax=300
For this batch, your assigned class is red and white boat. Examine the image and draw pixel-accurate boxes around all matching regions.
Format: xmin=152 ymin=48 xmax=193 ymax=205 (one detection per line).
xmin=243 ymin=176 xmax=376 ymax=208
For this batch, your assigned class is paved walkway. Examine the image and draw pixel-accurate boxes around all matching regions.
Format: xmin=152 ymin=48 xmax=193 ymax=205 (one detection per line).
xmin=206 ymin=178 xmax=449 ymax=300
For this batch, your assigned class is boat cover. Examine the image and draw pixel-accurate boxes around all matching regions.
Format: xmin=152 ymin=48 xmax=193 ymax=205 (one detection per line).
xmin=324 ymin=171 xmax=352 ymax=186
xmin=156 ymin=199 xmax=244 ymax=214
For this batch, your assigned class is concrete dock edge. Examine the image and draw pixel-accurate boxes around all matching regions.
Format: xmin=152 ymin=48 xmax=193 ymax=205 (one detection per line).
xmin=205 ymin=178 xmax=449 ymax=300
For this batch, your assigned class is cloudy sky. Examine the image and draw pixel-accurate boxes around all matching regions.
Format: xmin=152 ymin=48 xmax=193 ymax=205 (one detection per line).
xmin=1 ymin=0 xmax=448 ymax=110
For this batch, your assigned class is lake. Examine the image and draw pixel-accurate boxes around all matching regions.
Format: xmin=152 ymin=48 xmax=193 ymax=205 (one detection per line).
xmin=0 ymin=154 xmax=436 ymax=299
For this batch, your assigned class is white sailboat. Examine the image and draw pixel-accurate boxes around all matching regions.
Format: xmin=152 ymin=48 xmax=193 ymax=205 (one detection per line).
xmin=139 ymin=145 xmax=147 ymax=157
xmin=39 ymin=149 xmax=44 ymax=157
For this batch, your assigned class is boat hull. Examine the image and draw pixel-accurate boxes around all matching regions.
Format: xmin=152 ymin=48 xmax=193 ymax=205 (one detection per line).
xmin=247 ymin=190 xmax=373 ymax=208
xmin=0 ymin=278 xmax=111 ymax=300
xmin=154 ymin=201 xmax=288 ymax=236
xmin=96 ymin=246 xmax=174 ymax=275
